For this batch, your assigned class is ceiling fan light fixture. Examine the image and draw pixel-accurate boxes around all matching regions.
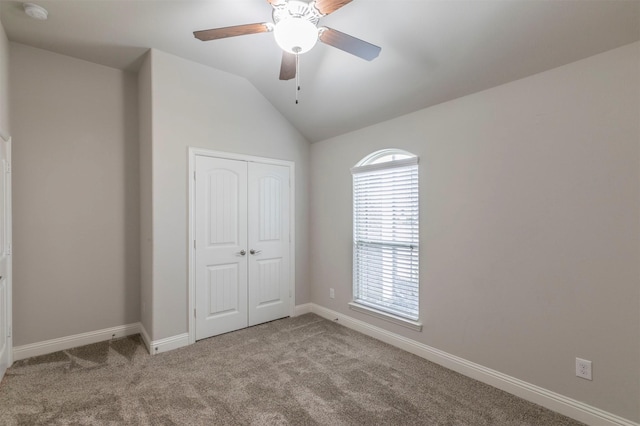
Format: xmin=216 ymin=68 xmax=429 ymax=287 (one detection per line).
xmin=274 ymin=18 xmax=318 ymax=54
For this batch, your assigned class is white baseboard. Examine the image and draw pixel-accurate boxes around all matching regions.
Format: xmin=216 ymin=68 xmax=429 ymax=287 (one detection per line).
xmin=147 ymin=332 xmax=189 ymax=355
xmin=139 ymin=323 xmax=151 ymax=354
xmin=294 ymin=303 xmax=312 ymax=316
xmin=309 ymin=303 xmax=638 ymax=426
xmin=137 ymin=323 xmax=188 ymax=356
xmin=13 ymin=323 xmax=141 ymax=361
xmin=13 ymin=307 xmax=306 ymax=361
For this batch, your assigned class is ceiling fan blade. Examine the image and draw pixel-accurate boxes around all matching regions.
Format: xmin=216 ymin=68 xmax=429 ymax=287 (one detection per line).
xmin=314 ymin=0 xmax=352 ymax=15
xmin=319 ymin=27 xmax=381 ymax=61
xmin=279 ymin=52 xmax=296 ymax=80
xmin=194 ymin=23 xmax=272 ymax=41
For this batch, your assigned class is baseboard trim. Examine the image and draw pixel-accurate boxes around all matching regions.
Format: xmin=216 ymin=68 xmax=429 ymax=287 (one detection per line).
xmin=148 ymin=333 xmax=189 ymax=355
xmin=294 ymin=303 xmax=312 ymax=316
xmin=309 ymin=303 xmax=637 ymax=426
xmin=137 ymin=323 xmax=187 ymax=356
xmin=138 ymin=323 xmax=152 ymax=354
xmin=13 ymin=323 xmax=141 ymax=361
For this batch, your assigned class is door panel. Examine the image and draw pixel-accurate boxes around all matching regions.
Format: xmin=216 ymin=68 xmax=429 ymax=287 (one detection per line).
xmin=195 ymin=157 xmax=248 ymax=340
xmin=258 ymin=176 xmax=281 ymax=241
xmin=256 ymin=258 xmax=282 ymax=305
xmin=248 ymin=163 xmax=290 ymax=326
xmin=207 ymin=264 xmax=240 ymax=315
xmin=0 ymin=138 xmax=10 ymax=380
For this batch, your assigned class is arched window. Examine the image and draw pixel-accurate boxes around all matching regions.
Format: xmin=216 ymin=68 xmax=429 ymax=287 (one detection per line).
xmin=351 ymin=149 xmax=420 ymax=327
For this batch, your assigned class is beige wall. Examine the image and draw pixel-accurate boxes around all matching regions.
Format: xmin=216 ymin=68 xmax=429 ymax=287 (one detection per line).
xmin=310 ymin=42 xmax=640 ymax=421
xmin=0 ymin=18 xmax=9 ymax=133
xmin=10 ymin=43 xmax=140 ymax=346
xmin=145 ymin=49 xmax=310 ymax=340
xmin=138 ymin=52 xmax=153 ymax=338
xmin=5 ymin=25 xmax=636 ymax=422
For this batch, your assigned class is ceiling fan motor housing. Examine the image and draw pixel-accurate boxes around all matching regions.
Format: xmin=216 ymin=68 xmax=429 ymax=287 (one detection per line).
xmin=273 ymin=1 xmax=321 ymax=25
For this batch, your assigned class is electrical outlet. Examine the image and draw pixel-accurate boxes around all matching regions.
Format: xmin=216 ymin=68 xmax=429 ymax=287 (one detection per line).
xmin=329 ymin=288 xmax=335 ymax=299
xmin=576 ymin=358 xmax=592 ymax=380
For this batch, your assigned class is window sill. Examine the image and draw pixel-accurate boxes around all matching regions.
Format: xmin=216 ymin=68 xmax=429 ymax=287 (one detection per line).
xmin=348 ymin=302 xmax=423 ymax=332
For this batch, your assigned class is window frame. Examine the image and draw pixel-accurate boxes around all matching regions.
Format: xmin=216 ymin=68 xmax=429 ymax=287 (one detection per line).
xmin=350 ymin=149 xmax=422 ymax=331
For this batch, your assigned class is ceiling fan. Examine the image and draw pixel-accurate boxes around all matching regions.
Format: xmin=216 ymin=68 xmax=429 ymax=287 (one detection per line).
xmin=193 ymin=0 xmax=381 ymax=82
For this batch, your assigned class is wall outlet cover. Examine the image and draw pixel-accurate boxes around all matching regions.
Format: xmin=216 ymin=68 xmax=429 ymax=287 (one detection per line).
xmin=575 ymin=357 xmax=592 ymax=380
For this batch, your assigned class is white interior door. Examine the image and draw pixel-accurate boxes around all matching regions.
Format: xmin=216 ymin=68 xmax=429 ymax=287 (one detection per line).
xmin=247 ymin=162 xmax=290 ymax=326
xmin=195 ymin=156 xmax=248 ymax=340
xmin=194 ymin=155 xmax=291 ymax=341
xmin=0 ymin=136 xmax=12 ymax=380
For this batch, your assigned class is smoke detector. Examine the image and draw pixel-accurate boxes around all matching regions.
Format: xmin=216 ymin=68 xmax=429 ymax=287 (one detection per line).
xmin=23 ymin=3 xmax=48 ymax=20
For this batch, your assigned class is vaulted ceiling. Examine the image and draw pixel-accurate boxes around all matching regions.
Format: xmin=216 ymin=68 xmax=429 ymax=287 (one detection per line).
xmin=1 ymin=0 xmax=639 ymax=142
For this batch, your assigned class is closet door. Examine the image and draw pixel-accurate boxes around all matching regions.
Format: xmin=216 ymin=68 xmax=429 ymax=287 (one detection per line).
xmin=195 ymin=156 xmax=248 ymax=340
xmin=247 ymin=163 xmax=290 ymax=326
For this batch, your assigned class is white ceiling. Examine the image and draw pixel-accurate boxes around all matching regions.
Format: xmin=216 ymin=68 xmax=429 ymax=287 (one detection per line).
xmin=1 ymin=0 xmax=639 ymax=142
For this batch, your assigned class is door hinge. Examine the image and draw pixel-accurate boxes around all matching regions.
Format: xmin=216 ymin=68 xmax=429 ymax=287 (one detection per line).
xmin=7 ymin=243 xmax=11 ymax=256
xmin=193 ymin=240 xmax=196 ymax=249
xmin=5 ymin=162 xmax=10 ymax=173
xmin=194 ymin=309 xmax=196 ymax=318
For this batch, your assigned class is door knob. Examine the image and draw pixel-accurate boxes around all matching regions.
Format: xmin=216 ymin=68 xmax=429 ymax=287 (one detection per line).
xmin=250 ymin=249 xmax=262 ymax=255
xmin=237 ymin=250 xmax=246 ymax=256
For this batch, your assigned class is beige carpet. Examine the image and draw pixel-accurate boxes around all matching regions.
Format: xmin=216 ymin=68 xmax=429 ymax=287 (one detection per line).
xmin=0 ymin=314 xmax=583 ymax=425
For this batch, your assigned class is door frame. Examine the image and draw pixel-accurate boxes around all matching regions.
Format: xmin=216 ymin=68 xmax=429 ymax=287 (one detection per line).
xmin=0 ymin=127 xmax=12 ymax=376
xmin=187 ymin=147 xmax=296 ymax=345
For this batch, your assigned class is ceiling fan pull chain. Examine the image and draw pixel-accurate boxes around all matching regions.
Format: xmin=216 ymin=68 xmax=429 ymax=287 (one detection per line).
xmin=294 ymin=48 xmax=301 ymax=104
xmin=296 ymin=53 xmax=300 ymax=104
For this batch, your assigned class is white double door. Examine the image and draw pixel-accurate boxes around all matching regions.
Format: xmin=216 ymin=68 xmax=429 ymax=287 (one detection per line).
xmin=195 ymin=156 xmax=290 ymax=340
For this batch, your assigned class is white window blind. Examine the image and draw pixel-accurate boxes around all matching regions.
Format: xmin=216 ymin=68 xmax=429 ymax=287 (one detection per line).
xmin=352 ymin=156 xmax=419 ymax=321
